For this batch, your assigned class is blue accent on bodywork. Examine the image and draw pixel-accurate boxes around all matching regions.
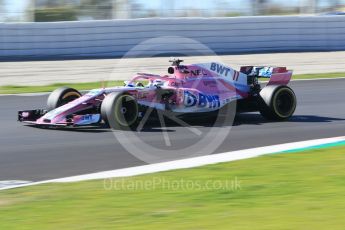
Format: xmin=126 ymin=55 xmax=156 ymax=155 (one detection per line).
xmin=258 ymin=67 xmax=273 ymax=78
xmin=234 ymin=83 xmax=250 ymax=93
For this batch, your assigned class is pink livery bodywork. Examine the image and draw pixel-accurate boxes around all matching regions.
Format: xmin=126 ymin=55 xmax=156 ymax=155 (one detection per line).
xmin=18 ymin=61 xmax=292 ymax=127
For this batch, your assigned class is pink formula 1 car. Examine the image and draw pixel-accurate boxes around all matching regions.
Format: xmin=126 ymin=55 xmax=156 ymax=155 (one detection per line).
xmin=18 ymin=59 xmax=296 ymax=129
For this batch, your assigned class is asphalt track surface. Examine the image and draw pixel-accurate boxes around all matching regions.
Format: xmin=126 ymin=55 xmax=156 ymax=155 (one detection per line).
xmin=0 ymin=79 xmax=344 ymax=182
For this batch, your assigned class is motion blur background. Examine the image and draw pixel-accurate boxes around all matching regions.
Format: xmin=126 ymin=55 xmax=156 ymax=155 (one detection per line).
xmin=1 ymin=0 xmax=345 ymax=85
xmin=1 ymin=0 xmax=345 ymax=22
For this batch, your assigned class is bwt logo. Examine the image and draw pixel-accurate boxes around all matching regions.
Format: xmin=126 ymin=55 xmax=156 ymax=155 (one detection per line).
xmin=184 ymin=91 xmax=220 ymax=108
xmin=210 ymin=62 xmax=232 ymax=76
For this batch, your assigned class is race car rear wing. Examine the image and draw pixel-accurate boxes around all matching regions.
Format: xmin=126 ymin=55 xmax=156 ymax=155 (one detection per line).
xmin=240 ymin=66 xmax=292 ymax=85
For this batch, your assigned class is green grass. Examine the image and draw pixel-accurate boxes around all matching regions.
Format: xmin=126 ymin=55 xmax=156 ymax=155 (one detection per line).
xmin=0 ymin=72 xmax=344 ymax=94
xmin=1 ymin=146 xmax=345 ymax=229
xmin=0 ymin=81 xmax=125 ymax=94
xmin=292 ymin=72 xmax=345 ymax=80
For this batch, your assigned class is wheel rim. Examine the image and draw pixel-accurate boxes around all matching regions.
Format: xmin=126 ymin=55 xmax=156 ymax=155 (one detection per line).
xmin=273 ymin=88 xmax=296 ymax=118
xmin=59 ymin=91 xmax=80 ymax=106
xmin=114 ymin=95 xmax=138 ymax=127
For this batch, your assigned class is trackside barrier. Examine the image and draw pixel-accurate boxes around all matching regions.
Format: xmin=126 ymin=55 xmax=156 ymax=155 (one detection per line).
xmin=0 ymin=16 xmax=345 ymax=59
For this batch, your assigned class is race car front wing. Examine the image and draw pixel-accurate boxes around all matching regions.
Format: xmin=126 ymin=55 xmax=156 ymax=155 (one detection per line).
xmin=18 ymin=109 xmax=101 ymax=127
xmin=18 ymin=109 xmax=47 ymax=122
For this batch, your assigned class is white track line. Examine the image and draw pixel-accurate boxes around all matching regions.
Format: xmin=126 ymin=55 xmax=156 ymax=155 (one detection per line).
xmin=1 ymin=136 xmax=344 ymax=191
xmin=0 ymin=180 xmax=32 ymax=189
xmin=1 ymin=77 xmax=344 ymax=97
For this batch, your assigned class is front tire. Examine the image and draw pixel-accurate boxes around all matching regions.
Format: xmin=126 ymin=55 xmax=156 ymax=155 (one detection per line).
xmin=101 ymin=92 xmax=139 ymax=130
xmin=258 ymin=85 xmax=296 ymax=120
xmin=47 ymin=87 xmax=81 ymax=111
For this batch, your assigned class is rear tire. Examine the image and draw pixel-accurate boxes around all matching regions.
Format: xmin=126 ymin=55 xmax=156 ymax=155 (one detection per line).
xmin=258 ymin=85 xmax=296 ymax=120
xmin=101 ymin=92 xmax=139 ymax=130
xmin=47 ymin=87 xmax=81 ymax=111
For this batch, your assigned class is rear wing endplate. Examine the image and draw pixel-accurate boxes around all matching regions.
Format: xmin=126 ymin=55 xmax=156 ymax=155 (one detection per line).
xmin=240 ymin=66 xmax=292 ymax=85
